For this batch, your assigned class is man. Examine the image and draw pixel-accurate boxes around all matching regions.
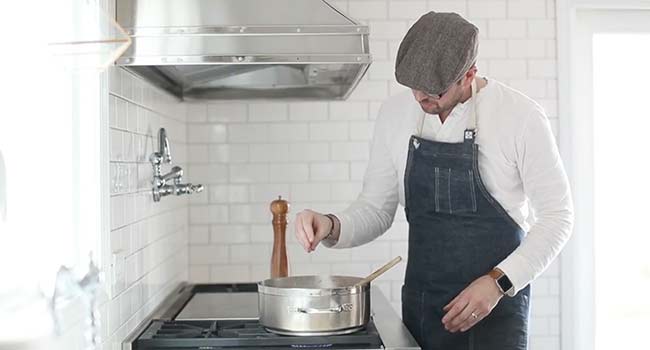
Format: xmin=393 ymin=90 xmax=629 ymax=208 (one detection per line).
xmin=295 ymin=12 xmax=573 ymax=350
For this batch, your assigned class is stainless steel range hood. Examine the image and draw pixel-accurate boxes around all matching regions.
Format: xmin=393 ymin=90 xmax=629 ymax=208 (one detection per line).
xmin=115 ymin=0 xmax=372 ymax=101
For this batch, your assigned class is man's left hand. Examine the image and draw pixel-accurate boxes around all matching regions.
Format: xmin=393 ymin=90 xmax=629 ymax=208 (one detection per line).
xmin=441 ymin=275 xmax=503 ymax=333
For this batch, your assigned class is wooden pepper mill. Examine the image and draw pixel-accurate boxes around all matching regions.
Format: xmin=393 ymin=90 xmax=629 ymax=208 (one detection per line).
xmin=270 ymin=196 xmax=289 ymax=278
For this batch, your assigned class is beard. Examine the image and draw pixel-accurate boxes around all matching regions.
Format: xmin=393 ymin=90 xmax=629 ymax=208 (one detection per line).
xmin=419 ymin=90 xmax=463 ymax=114
xmin=417 ymin=88 xmax=464 ymax=115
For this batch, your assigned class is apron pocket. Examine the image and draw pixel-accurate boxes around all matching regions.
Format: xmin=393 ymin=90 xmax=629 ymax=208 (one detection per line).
xmin=434 ymin=167 xmax=478 ymax=214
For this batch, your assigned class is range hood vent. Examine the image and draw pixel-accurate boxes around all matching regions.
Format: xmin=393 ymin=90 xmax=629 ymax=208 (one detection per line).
xmin=115 ymin=0 xmax=372 ymax=101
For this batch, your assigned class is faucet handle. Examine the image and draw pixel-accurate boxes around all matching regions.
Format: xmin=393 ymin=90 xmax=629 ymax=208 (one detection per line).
xmin=158 ymin=128 xmax=171 ymax=164
xmin=191 ymin=184 xmax=204 ymax=193
xmin=162 ymin=166 xmax=183 ymax=183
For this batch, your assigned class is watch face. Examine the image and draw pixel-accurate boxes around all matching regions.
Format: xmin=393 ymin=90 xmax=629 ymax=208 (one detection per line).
xmin=497 ymin=275 xmax=513 ymax=293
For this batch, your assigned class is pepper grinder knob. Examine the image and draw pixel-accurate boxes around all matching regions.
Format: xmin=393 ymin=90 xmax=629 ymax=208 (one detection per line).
xmin=270 ymin=196 xmax=289 ymax=278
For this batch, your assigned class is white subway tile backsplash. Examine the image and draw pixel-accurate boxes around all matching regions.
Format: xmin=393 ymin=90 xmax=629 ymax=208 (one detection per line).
xmin=228 ymin=185 xmax=250 ymax=203
xmin=331 ymin=142 xmax=370 ymax=161
xmin=310 ymin=162 xmax=350 ymax=181
xmin=249 ymin=183 xmax=291 ymax=203
xmin=249 ymin=103 xmax=288 ymax=122
xmin=479 ymin=39 xmax=508 ymax=59
xmin=190 ymin=245 xmax=229 ymax=264
xmin=508 ymin=39 xmax=546 ymax=58
xmin=488 ymin=19 xmax=527 ymax=38
xmin=349 ymin=121 xmax=375 ymax=141
xmin=329 ymin=101 xmax=369 ymax=120
xmin=228 ymin=124 xmax=268 ymax=143
xmin=188 ymin=124 xmax=228 ymax=143
xmin=529 ymin=59 xmax=557 ymax=78
xmin=190 ymin=265 xmax=210 ymax=282
xmin=528 ymin=19 xmax=555 ymax=38
xmin=468 ymin=1 xmax=507 ymax=19
xmin=427 ymin=1 xmax=467 ymax=15
xmin=210 ymin=265 xmax=251 ymax=282
xmin=289 ymin=102 xmax=328 ymax=121
xmin=507 ymin=0 xmax=547 ymax=19
xmin=369 ymin=40 xmax=389 ymax=61
xmin=210 ymin=144 xmax=249 ymax=163
xmin=291 ymin=183 xmax=331 ymax=201
xmin=188 ymin=164 xmax=229 ymax=184
xmin=207 ymin=104 xmax=247 ymax=123
xmin=190 ymin=205 xmax=229 ymax=224
xmin=349 ymin=0 xmax=387 ymax=20
xmin=249 ymin=144 xmax=290 ymax=162
xmin=187 ymin=145 xmax=209 ymax=163
xmin=310 ymin=122 xmax=349 ymax=141
xmin=230 ymin=244 xmax=271 ymax=264
xmin=230 ymin=164 xmax=269 ymax=183
xmin=211 ymin=225 xmax=251 ymax=244
xmin=268 ymin=123 xmax=310 ymax=142
xmin=389 ymin=1 xmax=426 ymax=19
xmin=186 ymin=103 xmax=207 ymax=123
xmin=189 ymin=225 xmax=210 ymax=244
xmin=368 ymin=60 xmax=396 ymax=81
xmin=489 ymin=59 xmax=527 ymax=78
xmin=269 ymin=163 xmax=310 ymax=183
xmin=367 ymin=20 xmax=408 ymax=40
xmin=289 ymin=143 xmax=330 ymax=161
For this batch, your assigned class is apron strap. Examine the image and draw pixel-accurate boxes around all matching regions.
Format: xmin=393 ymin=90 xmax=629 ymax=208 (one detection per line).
xmin=464 ymin=78 xmax=479 ymax=141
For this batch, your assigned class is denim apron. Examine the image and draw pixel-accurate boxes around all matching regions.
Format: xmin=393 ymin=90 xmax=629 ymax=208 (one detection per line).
xmin=402 ymin=80 xmax=531 ymax=350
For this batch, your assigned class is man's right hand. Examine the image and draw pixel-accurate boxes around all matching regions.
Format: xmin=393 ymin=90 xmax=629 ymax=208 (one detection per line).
xmin=294 ymin=209 xmax=336 ymax=252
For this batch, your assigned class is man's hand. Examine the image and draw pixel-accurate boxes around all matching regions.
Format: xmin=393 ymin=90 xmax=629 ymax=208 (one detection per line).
xmin=294 ymin=209 xmax=334 ymax=252
xmin=441 ymin=275 xmax=503 ymax=333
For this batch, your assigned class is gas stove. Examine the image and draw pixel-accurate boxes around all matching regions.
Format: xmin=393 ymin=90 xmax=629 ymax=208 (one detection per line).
xmin=123 ymin=283 xmax=419 ymax=350
xmin=135 ymin=319 xmax=383 ymax=349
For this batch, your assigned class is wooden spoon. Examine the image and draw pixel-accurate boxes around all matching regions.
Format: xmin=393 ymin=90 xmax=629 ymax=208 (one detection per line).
xmin=355 ymin=256 xmax=403 ymax=286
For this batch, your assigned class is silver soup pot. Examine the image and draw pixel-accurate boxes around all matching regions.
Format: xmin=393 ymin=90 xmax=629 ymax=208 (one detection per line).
xmin=257 ymin=275 xmax=370 ymax=336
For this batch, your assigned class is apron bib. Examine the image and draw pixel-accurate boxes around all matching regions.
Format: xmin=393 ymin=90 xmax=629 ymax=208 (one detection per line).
xmin=402 ymin=79 xmax=530 ymax=350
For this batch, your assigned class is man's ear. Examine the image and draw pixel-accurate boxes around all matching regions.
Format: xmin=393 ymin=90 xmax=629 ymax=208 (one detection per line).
xmin=461 ymin=66 xmax=478 ymax=87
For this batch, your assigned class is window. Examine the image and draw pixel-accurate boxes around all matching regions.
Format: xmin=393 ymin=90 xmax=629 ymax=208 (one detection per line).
xmin=560 ymin=7 xmax=650 ymax=350
xmin=0 ymin=0 xmax=102 ymax=291
xmin=592 ymin=32 xmax=650 ymax=350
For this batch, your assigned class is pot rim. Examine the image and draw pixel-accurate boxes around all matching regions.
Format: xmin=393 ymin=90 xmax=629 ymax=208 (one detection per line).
xmin=257 ymin=275 xmax=369 ymax=297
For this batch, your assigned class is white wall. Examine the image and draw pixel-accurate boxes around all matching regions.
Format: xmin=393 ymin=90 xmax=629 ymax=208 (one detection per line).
xmin=186 ymin=1 xmax=562 ymax=349
xmin=102 ymin=67 xmax=189 ymax=349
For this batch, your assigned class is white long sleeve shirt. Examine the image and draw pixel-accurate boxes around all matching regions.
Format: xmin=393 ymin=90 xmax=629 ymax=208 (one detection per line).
xmin=328 ymin=78 xmax=574 ymax=296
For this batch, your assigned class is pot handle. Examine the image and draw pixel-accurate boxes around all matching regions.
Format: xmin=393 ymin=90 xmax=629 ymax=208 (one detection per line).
xmin=291 ymin=303 xmax=353 ymax=314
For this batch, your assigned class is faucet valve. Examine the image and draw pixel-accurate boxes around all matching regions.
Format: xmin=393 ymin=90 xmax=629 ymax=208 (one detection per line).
xmin=149 ymin=128 xmax=202 ymax=202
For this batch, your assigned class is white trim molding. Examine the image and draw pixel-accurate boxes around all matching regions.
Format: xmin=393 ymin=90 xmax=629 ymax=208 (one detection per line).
xmin=556 ymin=2 xmax=650 ymax=350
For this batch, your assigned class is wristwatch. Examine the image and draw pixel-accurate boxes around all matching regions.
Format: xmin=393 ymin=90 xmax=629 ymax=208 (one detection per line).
xmin=323 ymin=214 xmax=338 ymax=244
xmin=488 ymin=268 xmax=513 ymax=296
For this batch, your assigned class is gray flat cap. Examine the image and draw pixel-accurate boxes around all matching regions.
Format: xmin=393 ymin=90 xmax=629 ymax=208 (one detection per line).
xmin=395 ymin=12 xmax=479 ymax=95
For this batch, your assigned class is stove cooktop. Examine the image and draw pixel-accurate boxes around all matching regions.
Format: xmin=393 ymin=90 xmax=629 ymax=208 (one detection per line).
xmin=134 ymin=318 xmax=384 ymax=349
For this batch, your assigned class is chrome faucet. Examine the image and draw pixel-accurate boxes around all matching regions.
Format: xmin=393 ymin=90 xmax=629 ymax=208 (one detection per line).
xmin=150 ymin=128 xmax=203 ymax=202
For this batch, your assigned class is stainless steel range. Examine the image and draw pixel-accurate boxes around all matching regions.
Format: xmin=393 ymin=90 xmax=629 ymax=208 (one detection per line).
xmin=123 ymin=283 xmax=420 ymax=350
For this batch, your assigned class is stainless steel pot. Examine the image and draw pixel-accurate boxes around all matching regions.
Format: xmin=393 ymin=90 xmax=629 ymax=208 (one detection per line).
xmin=257 ymin=275 xmax=371 ymax=336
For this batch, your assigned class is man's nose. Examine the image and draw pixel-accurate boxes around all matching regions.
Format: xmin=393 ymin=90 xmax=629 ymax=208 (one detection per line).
xmin=413 ymin=90 xmax=433 ymax=102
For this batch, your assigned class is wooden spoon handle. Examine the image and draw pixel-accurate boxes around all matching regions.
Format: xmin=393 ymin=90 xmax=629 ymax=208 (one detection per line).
xmin=356 ymin=256 xmax=402 ymax=286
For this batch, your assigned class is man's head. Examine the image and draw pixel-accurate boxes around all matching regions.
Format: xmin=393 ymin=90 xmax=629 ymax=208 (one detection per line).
xmin=395 ymin=12 xmax=479 ymax=114
xmin=411 ymin=65 xmax=477 ymax=114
